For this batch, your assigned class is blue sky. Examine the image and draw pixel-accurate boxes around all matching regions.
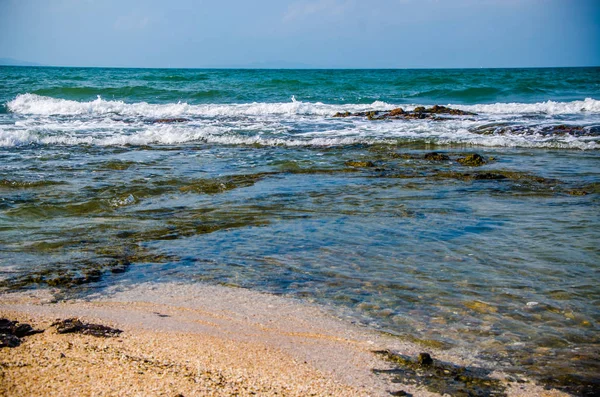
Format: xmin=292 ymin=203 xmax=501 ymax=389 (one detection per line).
xmin=1 ymin=0 xmax=599 ymax=68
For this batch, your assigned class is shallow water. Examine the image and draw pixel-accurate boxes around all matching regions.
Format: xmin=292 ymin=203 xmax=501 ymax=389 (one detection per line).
xmin=1 ymin=66 xmax=599 ymax=395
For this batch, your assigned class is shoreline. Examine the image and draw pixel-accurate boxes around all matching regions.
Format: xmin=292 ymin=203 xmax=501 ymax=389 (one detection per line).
xmin=0 ymin=282 xmax=569 ymax=396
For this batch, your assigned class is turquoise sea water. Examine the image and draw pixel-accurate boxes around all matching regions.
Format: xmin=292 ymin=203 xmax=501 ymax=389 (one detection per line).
xmin=1 ymin=66 xmax=599 ymax=394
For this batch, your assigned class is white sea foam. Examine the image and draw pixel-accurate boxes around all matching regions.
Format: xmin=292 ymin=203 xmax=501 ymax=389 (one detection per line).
xmin=1 ymin=122 xmax=597 ymax=150
xmin=7 ymin=94 xmax=392 ymax=117
xmin=7 ymin=94 xmax=600 ymax=117
xmin=2 ymin=94 xmax=599 ymax=150
xmin=455 ymin=97 xmax=600 ymax=115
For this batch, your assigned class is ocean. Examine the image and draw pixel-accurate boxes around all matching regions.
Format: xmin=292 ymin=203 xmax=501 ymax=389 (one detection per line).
xmin=1 ymin=66 xmax=599 ymax=394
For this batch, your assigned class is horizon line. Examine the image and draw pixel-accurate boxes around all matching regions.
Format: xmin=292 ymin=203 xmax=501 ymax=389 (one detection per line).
xmin=1 ymin=64 xmax=599 ymax=71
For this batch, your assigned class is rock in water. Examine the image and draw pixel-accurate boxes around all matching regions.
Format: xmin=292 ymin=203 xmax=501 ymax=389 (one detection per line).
xmin=417 ymin=352 xmax=433 ymax=366
xmin=457 ymin=154 xmax=486 ymax=167
xmin=423 ymin=152 xmax=450 ymax=161
xmin=345 ymin=160 xmax=375 ymax=168
xmin=332 ymin=105 xmax=476 ymax=120
xmin=388 ymin=108 xmax=405 ymax=116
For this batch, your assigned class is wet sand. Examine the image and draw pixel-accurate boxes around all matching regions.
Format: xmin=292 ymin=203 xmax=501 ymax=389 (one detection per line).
xmin=1 ymin=283 xmax=569 ymax=396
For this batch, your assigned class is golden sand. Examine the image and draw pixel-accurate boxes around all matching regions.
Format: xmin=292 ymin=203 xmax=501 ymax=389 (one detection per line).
xmin=0 ymin=283 xmax=570 ymax=397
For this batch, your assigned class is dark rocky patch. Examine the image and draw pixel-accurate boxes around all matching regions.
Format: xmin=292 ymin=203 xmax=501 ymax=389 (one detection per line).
xmin=99 ymin=160 xmax=137 ymax=171
xmin=471 ymin=173 xmax=508 ymax=180
xmin=0 ymin=319 xmax=43 ymax=348
xmin=333 ymin=111 xmax=352 ymax=118
xmin=52 ymin=318 xmax=122 ymax=337
xmin=333 ymin=105 xmax=476 ymax=121
xmin=388 ymin=108 xmax=405 ymax=117
xmin=109 ymin=259 xmax=131 ymax=273
xmin=567 ymin=189 xmax=589 ymax=196
xmin=428 ymin=169 xmax=569 ymax=197
xmin=457 ymin=153 xmax=487 ymax=167
xmin=0 ymin=333 xmax=21 ymax=348
xmin=415 ymin=105 xmax=475 ymax=116
xmin=423 ymin=152 xmax=450 ymax=161
xmin=374 ymin=350 xmax=506 ymax=397
xmin=345 ymin=160 xmax=376 ymax=168
xmin=417 ymin=352 xmax=433 ymax=366
xmin=434 ymin=170 xmax=550 ymax=184
xmin=580 ymin=182 xmax=600 ymax=194
xmin=0 ymin=253 xmax=144 ymax=291
xmin=178 ymin=173 xmax=274 ymax=194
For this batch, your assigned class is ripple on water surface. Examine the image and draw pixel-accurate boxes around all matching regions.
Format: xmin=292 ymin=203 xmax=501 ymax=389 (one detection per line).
xmin=1 ymin=142 xmax=598 ymax=395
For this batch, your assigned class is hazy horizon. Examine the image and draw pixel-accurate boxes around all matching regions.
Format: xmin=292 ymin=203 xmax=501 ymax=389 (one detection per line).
xmin=2 ymin=59 xmax=600 ymax=71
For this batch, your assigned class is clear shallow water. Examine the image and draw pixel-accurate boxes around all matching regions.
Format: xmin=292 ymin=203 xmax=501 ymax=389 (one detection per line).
xmin=1 ymin=66 xmax=599 ymax=394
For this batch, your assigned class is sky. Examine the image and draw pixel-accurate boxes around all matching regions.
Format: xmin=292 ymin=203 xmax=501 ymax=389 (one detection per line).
xmin=0 ymin=0 xmax=599 ymax=68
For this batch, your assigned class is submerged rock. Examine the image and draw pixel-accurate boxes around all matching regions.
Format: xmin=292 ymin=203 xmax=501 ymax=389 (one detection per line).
xmin=472 ymin=172 xmax=507 ymax=180
xmin=345 ymin=160 xmax=375 ymax=168
xmin=374 ymin=350 xmax=506 ymax=397
xmin=457 ymin=153 xmax=486 ymax=167
xmin=52 ymin=318 xmax=122 ymax=337
xmin=110 ymin=259 xmax=131 ymax=273
xmin=423 ymin=152 xmax=450 ymax=161
xmin=567 ymin=189 xmax=589 ymax=196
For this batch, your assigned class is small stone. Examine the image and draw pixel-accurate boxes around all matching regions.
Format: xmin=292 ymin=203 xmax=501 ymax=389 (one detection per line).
xmin=417 ymin=352 xmax=433 ymax=366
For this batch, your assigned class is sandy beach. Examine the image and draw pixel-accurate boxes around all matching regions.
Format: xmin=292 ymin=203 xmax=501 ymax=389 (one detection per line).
xmin=0 ymin=283 xmax=571 ymax=397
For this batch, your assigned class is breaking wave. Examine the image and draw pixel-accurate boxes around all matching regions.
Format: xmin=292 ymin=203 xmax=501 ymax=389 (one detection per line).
xmin=2 ymin=94 xmax=598 ymax=150
xmin=8 ymin=94 xmax=600 ymax=118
